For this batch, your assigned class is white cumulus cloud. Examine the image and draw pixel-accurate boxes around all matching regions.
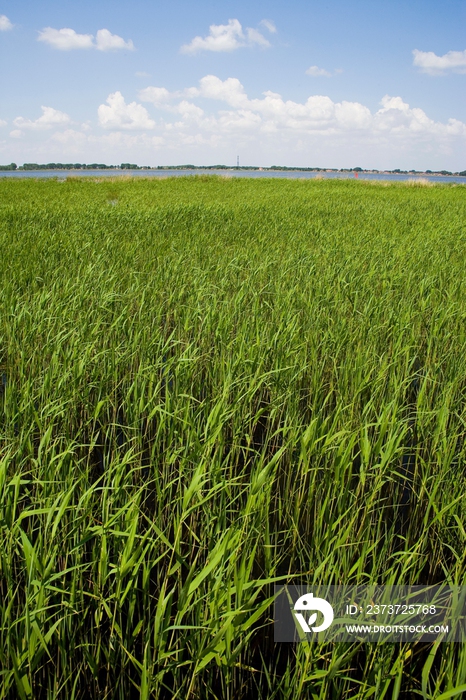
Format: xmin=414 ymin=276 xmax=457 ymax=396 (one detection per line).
xmin=38 ymin=27 xmax=134 ymax=51
xmin=374 ymin=95 xmax=466 ymax=136
xmin=137 ymin=75 xmax=466 ymax=144
xmin=95 ymin=28 xmax=134 ymax=51
xmin=0 ymin=15 xmax=13 ymax=31
xmin=174 ymin=101 xmax=205 ymax=124
xmin=13 ymin=106 xmax=71 ymax=130
xmin=38 ymin=27 xmax=94 ymax=50
xmin=413 ymin=48 xmax=466 ymax=74
xmin=306 ymin=65 xmax=333 ymax=77
xmin=139 ymin=86 xmax=174 ymax=107
xmin=7 ymin=76 xmax=465 ymax=170
xmin=181 ymin=19 xmax=270 ymax=53
xmin=197 ymin=75 xmax=248 ymax=107
xmin=0 ymin=119 xmax=7 ymax=127
xmin=98 ymin=92 xmax=156 ymax=130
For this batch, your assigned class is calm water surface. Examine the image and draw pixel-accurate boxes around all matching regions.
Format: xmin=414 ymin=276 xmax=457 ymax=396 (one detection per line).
xmin=1 ymin=169 xmax=465 ymax=184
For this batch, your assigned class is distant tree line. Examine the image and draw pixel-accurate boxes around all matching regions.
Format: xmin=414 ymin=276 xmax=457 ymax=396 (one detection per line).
xmin=18 ymin=163 xmax=118 ymax=170
xmin=11 ymin=163 xmax=153 ymax=171
xmin=270 ymin=165 xmax=330 ymax=171
xmin=392 ymin=168 xmax=455 ymax=175
xmin=1 ymin=162 xmax=465 ymax=175
xmin=156 ymin=164 xmax=232 ymax=170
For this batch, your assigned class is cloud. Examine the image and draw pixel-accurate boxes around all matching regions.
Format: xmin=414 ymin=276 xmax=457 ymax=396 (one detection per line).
xmin=0 ymin=119 xmax=7 ymax=127
xmin=259 ymin=19 xmax=277 ymax=34
xmin=6 ymin=77 xmax=464 ymax=170
xmin=176 ymin=101 xmax=204 ymax=119
xmin=180 ymin=19 xmax=270 ymax=53
xmin=138 ymin=75 xmax=466 ymax=146
xmin=98 ymin=92 xmax=156 ymax=130
xmin=306 ymin=65 xmax=333 ymax=77
xmin=50 ymin=129 xmax=88 ymax=146
xmin=138 ymin=87 xmax=206 ymax=126
xmin=0 ymin=15 xmax=13 ymax=31
xmin=38 ymin=27 xmax=134 ymax=51
xmin=136 ymin=71 xmax=151 ymax=78
xmin=374 ymin=95 xmax=466 ymax=136
xmin=217 ymin=109 xmax=262 ymax=132
xmin=196 ymin=75 xmax=249 ymax=107
xmin=181 ymin=76 xmax=371 ymax=131
xmin=95 ymin=28 xmax=134 ymax=51
xmin=246 ymin=28 xmax=270 ymax=48
xmin=13 ymin=106 xmax=71 ymax=130
xmin=413 ymin=48 xmax=466 ymax=75
xmin=38 ymin=27 xmax=94 ymax=50
xmin=139 ymin=86 xmax=174 ymax=107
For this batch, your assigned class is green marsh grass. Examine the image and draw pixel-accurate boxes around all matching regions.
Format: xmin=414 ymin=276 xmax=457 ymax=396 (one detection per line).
xmin=1 ymin=176 xmax=466 ymax=698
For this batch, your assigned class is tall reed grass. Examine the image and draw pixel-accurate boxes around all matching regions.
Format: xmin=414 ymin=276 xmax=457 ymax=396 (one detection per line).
xmin=1 ymin=176 xmax=465 ymax=698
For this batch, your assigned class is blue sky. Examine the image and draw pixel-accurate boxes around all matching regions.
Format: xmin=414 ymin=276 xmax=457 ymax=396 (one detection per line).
xmin=1 ymin=0 xmax=465 ymax=169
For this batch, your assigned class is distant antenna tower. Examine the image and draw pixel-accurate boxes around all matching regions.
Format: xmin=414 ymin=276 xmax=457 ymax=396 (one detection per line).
xmin=237 ymin=155 xmax=239 ymax=168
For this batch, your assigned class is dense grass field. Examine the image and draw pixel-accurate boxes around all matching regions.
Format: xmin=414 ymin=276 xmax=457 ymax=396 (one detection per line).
xmin=1 ymin=176 xmax=466 ymax=699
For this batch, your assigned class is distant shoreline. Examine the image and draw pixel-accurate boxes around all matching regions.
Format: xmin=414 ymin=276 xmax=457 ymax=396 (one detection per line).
xmin=0 ymin=163 xmax=465 ymax=177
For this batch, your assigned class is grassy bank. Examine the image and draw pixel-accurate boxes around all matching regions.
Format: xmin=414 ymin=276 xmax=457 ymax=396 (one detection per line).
xmin=1 ymin=176 xmax=466 ymax=698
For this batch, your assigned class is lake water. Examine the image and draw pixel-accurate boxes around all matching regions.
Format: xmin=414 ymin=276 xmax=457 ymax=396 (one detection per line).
xmin=1 ymin=169 xmax=465 ymax=184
